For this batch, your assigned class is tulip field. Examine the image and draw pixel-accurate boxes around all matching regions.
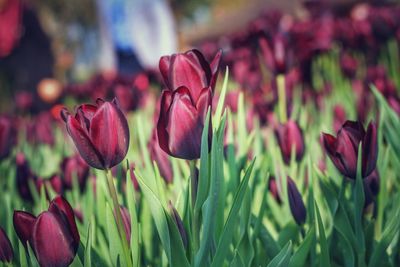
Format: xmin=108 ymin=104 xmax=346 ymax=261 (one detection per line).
xmin=2 ymin=4 xmax=400 ymax=267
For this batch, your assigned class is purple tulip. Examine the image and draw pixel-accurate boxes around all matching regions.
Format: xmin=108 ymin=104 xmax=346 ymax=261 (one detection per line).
xmin=61 ymin=154 xmax=90 ymax=191
xmin=16 ymin=153 xmax=36 ymax=201
xmin=275 ymin=120 xmax=305 ymax=164
xmin=114 ymin=206 xmax=131 ymax=244
xmin=14 ymin=196 xmax=80 ymax=267
xmin=61 ymin=98 xmax=130 ymax=170
xmin=0 ymin=116 xmax=14 ymax=161
xmin=0 ymin=227 xmax=13 ymax=263
xmin=287 ymin=176 xmax=306 ymax=225
xmin=159 ymin=49 xmax=222 ymax=101
xmin=268 ymin=176 xmax=282 ymax=204
xmin=157 ymin=86 xmax=212 ymax=160
xmin=322 ymin=120 xmax=377 ymax=179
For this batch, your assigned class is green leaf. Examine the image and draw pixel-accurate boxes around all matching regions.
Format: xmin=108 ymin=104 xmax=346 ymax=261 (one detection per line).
xmin=127 ymin=168 xmax=140 ymax=267
xmin=288 ymin=226 xmax=315 ymax=267
xmin=165 ymin=212 xmax=190 ymax=267
xmin=267 ymin=241 xmax=292 ymax=267
xmin=211 ymin=159 xmax=255 ymax=267
xmin=84 ymin=223 xmax=92 ymax=267
xmin=214 ymin=67 xmax=229 ymax=129
xmin=106 ymin=203 xmax=126 ymax=267
xmin=315 ymin=202 xmax=331 ymax=267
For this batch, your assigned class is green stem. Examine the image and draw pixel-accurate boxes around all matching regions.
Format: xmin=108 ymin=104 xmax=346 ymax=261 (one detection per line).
xmin=277 ymin=74 xmax=287 ymax=123
xmin=190 ymin=161 xmax=200 ymax=261
xmin=105 ymin=169 xmax=132 ymax=267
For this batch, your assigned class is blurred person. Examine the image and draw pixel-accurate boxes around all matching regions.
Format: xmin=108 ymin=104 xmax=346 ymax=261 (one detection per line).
xmin=96 ymin=0 xmax=177 ymax=75
xmin=0 ymin=0 xmax=56 ymax=113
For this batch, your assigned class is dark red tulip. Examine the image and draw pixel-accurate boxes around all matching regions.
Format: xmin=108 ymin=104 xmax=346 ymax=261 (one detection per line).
xmin=333 ymin=105 xmax=347 ymax=133
xmin=61 ymin=154 xmax=90 ymax=191
xmin=364 ymin=169 xmax=380 ymax=208
xmin=27 ymin=112 xmax=55 ymax=146
xmin=16 ymin=153 xmax=36 ymax=201
xmin=36 ymin=175 xmax=64 ymax=196
xmin=340 ymin=52 xmax=358 ymax=79
xmin=61 ymin=98 xmax=130 ymax=170
xmin=268 ymin=176 xmax=282 ymax=204
xmin=157 ymin=86 xmax=212 ymax=160
xmin=114 ymin=206 xmax=131 ymax=244
xmin=14 ymin=196 xmax=80 ymax=267
xmin=0 ymin=227 xmax=13 ymax=263
xmin=287 ymin=176 xmax=306 ymax=225
xmin=322 ymin=120 xmax=378 ymax=179
xmin=168 ymin=201 xmax=188 ymax=249
xmin=0 ymin=116 xmax=15 ymax=161
xmin=275 ymin=120 xmax=305 ymax=164
xmin=159 ymin=49 xmax=222 ymax=102
xmin=149 ymin=129 xmax=173 ymax=183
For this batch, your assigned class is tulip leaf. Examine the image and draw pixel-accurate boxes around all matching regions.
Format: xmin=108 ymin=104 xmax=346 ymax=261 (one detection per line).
xmin=211 ymin=159 xmax=255 ymax=267
xmin=266 ymin=241 xmax=292 ymax=267
xmin=195 ymin=114 xmax=226 ymax=267
xmin=106 ymin=203 xmax=127 ymax=267
xmin=214 ymin=67 xmax=229 ymax=129
xmin=84 ymin=223 xmax=92 ymax=267
xmin=165 ymin=212 xmax=190 ymax=267
xmin=354 ymin=144 xmax=366 ymax=266
xmin=135 ymin=171 xmax=172 ymax=263
xmin=18 ymin=241 xmax=28 ymax=267
xmin=127 ymin=169 xmax=140 ymax=267
xmin=315 ymin=202 xmax=331 ymax=267
xmin=288 ymin=225 xmax=315 ymax=267
xmin=368 ymin=197 xmax=400 ymax=267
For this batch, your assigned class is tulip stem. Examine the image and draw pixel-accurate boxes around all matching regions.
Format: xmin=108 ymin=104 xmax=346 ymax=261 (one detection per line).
xmin=105 ymin=169 xmax=132 ymax=267
xmin=190 ymin=161 xmax=200 ymax=259
xmin=277 ymin=74 xmax=287 ymax=123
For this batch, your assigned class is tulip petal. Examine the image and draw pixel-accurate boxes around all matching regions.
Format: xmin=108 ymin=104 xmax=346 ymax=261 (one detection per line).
xmin=0 ymin=227 xmax=13 ymax=263
xmin=13 ymin=211 xmax=36 ymax=244
xmin=322 ymin=133 xmax=350 ymax=177
xmin=362 ymin=122 xmax=378 ymax=177
xmin=157 ymin=90 xmax=173 ymax=155
xmin=159 ymin=55 xmax=171 ymax=88
xmin=169 ymin=53 xmax=209 ymax=102
xmin=31 ymin=212 xmax=77 ymax=267
xmin=166 ymin=87 xmax=203 ymax=159
xmin=48 ymin=196 xmax=80 ymax=249
xmin=89 ymin=101 xmax=130 ymax=168
xmin=65 ymin=115 xmax=104 ymax=169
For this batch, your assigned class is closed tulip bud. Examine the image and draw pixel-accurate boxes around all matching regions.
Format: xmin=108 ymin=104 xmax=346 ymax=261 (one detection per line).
xmin=322 ymin=120 xmax=377 ymax=179
xmin=268 ymin=176 xmax=282 ymax=204
xmin=168 ymin=201 xmax=188 ymax=249
xmin=0 ymin=116 xmax=15 ymax=161
xmin=114 ymin=206 xmax=131 ymax=244
xmin=16 ymin=153 xmax=36 ymax=201
xmin=0 ymin=227 xmax=13 ymax=263
xmin=287 ymin=177 xmax=306 ymax=225
xmin=61 ymin=98 xmax=130 ymax=170
xmin=157 ymin=87 xmax=212 ymax=160
xmin=275 ymin=120 xmax=305 ymax=164
xmin=159 ymin=49 xmax=222 ymax=99
xmin=14 ymin=196 xmax=80 ymax=267
xmin=149 ymin=129 xmax=173 ymax=183
xmin=364 ymin=170 xmax=380 ymax=208
xmin=61 ymin=154 xmax=90 ymax=191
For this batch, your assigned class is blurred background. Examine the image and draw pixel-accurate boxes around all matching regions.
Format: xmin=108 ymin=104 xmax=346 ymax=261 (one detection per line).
xmin=0 ymin=0 xmax=399 ymax=114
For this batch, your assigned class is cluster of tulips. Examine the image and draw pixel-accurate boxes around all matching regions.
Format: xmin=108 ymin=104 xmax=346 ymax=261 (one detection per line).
xmin=0 ymin=2 xmax=400 ymax=267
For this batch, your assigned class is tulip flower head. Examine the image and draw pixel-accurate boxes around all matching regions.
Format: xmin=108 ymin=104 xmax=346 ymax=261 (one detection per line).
xmin=157 ymin=49 xmax=221 ymax=160
xmin=287 ymin=176 xmax=307 ymax=225
xmin=61 ymin=98 xmax=130 ymax=170
xmin=13 ymin=196 xmax=80 ymax=267
xmin=0 ymin=226 xmax=13 ymax=263
xmin=275 ymin=120 xmax=305 ymax=164
xmin=322 ymin=120 xmax=378 ymax=179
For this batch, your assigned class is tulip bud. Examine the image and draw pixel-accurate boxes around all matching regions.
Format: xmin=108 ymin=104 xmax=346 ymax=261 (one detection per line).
xmin=157 ymin=87 xmax=212 ymax=160
xmin=268 ymin=176 xmax=282 ymax=204
xmin=159 ymin=49 xmax=222 ymax=100
xmin=168 ymin=201 xmax=188 ymax=249
xmin=61 ymin=98 xmax=130 ymax=170
xmin=0 ymin=116 xmax=15 ymax=161
xmin=16 ymin=153 xmax=36 ymax=201
xmin=149 ymin=129 xmax=173 ymax=183
xmin=364 ymin=170 xmax=380 ymax=208
xmin=114 ymin=206 xmax=131 ymax=244
xmin=14 ymin=196 xmax=80 ymax=267
xmin=61 ymin=154 xmax=90 ymax=191
xmin=287 ymin=176 xmax=307 ymax=225
xmin=0 ymin=227 xmax=13 ymax=263
xmin=275 ymin=120 xmax=305 ymax=164
xmin=322 ymin=120 xmax=378 ymax=179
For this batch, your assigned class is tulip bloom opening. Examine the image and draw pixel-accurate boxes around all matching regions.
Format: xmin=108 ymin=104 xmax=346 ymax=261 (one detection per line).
xmin=322 ymin=120 xmax=378 ymax=179
xmin=157 ymin=49 xmax=221 ymax=160
xmin=61 ymin=98 xmax=130 ymax=170
xmin=13 ymin=196 xmax=80 ymax=267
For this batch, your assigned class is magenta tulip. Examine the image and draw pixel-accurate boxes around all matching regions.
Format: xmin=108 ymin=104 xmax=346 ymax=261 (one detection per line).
xmin=275 ymin=120 xmax=305 ymax=164
xmin=14 ymin=196 xmax=80 ymax=267
xmin=61 ymin=154 xmax=90 ymax=191
xmin=322 ymin=120 xmax=378 ymax=179
xmin=61 ymin=98 xmax=130 ymax=170
xmin=0 ymin=227 xmax=13 ymax=263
